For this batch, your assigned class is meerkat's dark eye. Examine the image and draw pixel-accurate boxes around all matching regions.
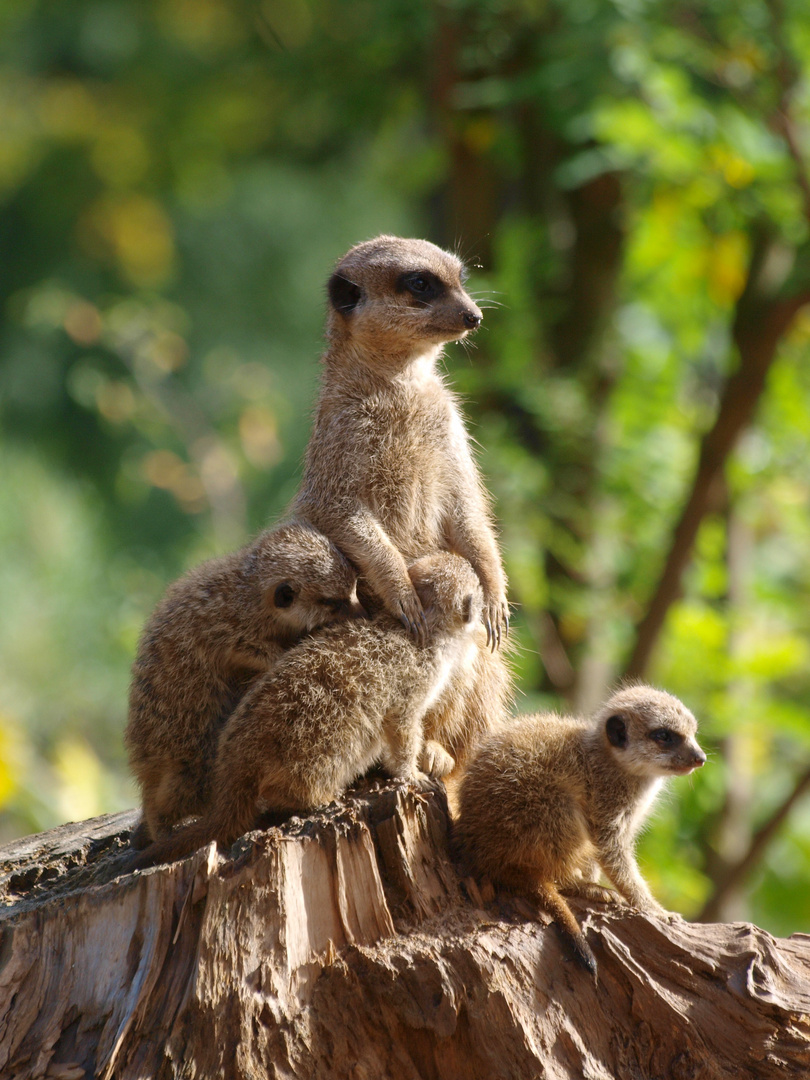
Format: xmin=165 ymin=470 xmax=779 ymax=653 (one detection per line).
xmin=321 ymin=597 xmax=343 ymax=613
xmin=649 ymin=728 xmax=682 ymax=747
xmin=605 ymin=714 xmax=628 ymax=749
xmin=398 ymin=271 xmax=443 ymax=301
xmin=273 ymin=583 xmax=296 ymax=609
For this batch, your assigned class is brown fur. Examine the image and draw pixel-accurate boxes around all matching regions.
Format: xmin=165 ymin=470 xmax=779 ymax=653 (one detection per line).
xmin=455 ymin=686 xmax=706 ymax=975
xmin=131 ymin=553 xmax=484 ymax=870
xmin=125 ymin=520 xmax=363 ymax=847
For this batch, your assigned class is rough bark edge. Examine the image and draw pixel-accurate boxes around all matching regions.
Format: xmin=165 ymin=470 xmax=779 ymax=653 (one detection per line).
xmin=0 ymin=780 xmax=808 ymax=1080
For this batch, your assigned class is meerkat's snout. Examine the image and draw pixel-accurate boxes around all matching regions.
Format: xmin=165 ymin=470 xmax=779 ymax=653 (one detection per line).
xmin=675 ymin=738 xmax=707 ymax=774
xmin=339 ymin=588 xmax=368 ymax=621
xmin=461 ymin=308 xmax=482 ymax=330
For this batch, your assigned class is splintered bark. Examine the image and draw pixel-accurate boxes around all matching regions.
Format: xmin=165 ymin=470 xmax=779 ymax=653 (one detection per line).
xmin=1 ymin=780 xmax=809 ymax=1080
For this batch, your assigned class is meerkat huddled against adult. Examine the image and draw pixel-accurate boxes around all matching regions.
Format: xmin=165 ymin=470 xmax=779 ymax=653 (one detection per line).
xmin=455 ymin=685 xmax=706 ymax=975
xmin=125 ymin=520 xmax=363 ymax=848
xmin=130 ymin=552 xmax=483 ymax=870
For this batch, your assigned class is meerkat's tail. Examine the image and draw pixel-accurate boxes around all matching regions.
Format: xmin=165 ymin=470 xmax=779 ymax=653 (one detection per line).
xmin=535 ymin=882 xmax=598 ymax=977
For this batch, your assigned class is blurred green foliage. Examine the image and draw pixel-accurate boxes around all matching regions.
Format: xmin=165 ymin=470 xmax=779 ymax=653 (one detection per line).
xmin=1 ymin=0 xmax=810 ymax=935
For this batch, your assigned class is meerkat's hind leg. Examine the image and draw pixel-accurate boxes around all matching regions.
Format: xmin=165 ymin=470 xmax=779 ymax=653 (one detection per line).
xmin=561 ymin=859 xmax=618 ymax=905
xmin=381 ymin=708 xmax=432 ymax=790
xmin=564 ymin=881 xmax=619 ymax=905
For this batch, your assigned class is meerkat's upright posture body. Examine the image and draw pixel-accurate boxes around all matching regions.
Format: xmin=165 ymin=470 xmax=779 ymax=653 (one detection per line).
xmin=456 ymin=686 xmax=706 ymax=975
xmin=131 ymin=552 xmax=483 ymax=870
xmin=126 ymin=520 xmax=363 ymax=847
xmin=291 ymin=234 xmax=513 ymax=767
xmin=294 ymin=234 xmax=508 ymax=644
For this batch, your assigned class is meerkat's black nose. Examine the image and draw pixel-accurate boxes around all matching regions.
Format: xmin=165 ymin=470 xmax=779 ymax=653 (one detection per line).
xmin=693 ymin=749 xmax=707 ymax=767
xmin=462 ymin=310 xmax=482 ymax=329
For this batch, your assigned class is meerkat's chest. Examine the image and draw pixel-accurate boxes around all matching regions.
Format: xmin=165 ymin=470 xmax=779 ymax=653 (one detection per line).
xmin=360 ymin=393 xmax=462 ymax=524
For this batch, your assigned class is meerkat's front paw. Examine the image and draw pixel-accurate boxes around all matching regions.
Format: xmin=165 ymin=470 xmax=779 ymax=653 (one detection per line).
xmin=394 ymin=587 xmax=429 ymax=647
xmin=420 ymin=739 xmax=456 ymax=779
xmin=482 ymin=594 xmax=510 ymax=651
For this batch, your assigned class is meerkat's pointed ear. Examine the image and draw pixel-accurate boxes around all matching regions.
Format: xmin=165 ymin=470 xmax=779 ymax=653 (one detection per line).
xmin=328 ymin=273 xmax=362 ymax=314
xmin=606 ymin=714 xmax=628 ymax=749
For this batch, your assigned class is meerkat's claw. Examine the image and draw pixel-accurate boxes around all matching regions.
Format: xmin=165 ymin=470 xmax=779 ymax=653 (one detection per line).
xmin=487 ymin=616 xmax=499 ymax=652
xmin=483 ymin=599 xmax=509 ymax=651
xmin=397 ymin=593 xmax=429 ymax=646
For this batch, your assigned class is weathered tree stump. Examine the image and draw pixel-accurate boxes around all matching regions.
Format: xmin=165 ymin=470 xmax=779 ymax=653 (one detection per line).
xmin=1 ymin=779 xmax=808 ymax=1079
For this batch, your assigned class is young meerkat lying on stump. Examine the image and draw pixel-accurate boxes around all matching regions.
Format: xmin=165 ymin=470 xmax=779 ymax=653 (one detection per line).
xmin=125 ymin=521 xmax=364 ymax=848
xmin=130 ymin=552 xmax=483 ymax=870
xmin=455 ymin=685 xmax=706 ymax=976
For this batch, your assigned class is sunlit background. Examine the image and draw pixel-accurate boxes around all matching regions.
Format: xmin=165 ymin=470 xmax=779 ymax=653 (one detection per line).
xmin=2 ymin=0 xmax=810 ymax=935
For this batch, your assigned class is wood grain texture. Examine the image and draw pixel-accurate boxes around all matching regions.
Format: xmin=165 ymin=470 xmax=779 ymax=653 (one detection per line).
xmin=0 ymin=782 xmax=808 ymax=1079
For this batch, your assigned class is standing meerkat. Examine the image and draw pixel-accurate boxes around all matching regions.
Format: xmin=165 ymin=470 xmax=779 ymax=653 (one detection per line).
xmin=125 ymin=520 xmax=364 ymax=848
xmin=455 ymin=686 xmax=707 ymax=975
xmin=292 ymin=234 xmax=509 ymax=649
xmin=130 ymin=552 xmax=483 ymax=870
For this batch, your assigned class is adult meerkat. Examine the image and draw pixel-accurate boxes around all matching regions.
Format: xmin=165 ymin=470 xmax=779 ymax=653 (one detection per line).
xmin=292 ymin=234 xmax=508 ymax=649
xmin=455 ymin=686 xmax=706 ymax=975
xmin=131 ymin=552 xmax=482 ymax=870
xmin=126 ymin=520 xmax=363 ymax=848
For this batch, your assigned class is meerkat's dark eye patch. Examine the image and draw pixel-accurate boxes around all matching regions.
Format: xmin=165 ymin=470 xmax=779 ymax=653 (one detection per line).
xmin=320 ymin=597 xmax=344 ymax=613
xmin=273 ymin=582 xmax=296 ymax=609
xmin=649 ymin=728 xmax=682 ymax=747
xmin=398 ymin=271 xmax=445 ymax=301
xmin=328 ymin=273 xmax=362 ymax=314
xmin=606 ymin=714 xmax=628 ymax=749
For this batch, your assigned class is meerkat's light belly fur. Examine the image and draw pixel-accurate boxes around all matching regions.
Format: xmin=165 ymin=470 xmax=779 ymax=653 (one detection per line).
xmin=419 ymin=626 xmax=478 ymax=716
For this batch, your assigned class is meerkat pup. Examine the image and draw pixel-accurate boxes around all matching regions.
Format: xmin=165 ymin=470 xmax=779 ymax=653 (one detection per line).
xmin=455 ymin=686 xmax=706 ymax=975
xmin=131 ymin=552 xmax=482 ymax=870
xmin=125 ymin=520 xmax=364 ymax=848
xmin=292 ymin=234 xmax=508 ymax=650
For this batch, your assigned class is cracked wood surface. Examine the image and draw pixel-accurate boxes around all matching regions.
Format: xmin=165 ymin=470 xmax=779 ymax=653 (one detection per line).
xmin=0 ymin=780 xmax=808 ymax=1079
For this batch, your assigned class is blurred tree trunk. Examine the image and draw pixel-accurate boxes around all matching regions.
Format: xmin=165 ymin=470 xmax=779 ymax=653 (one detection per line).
xmin=700 ymin=503 xmax=757 ymax=922
xmin=623 ymin=233 xmax=810 ymax=680
xmin=2 ymin=782 xmax=810 ymax=1080
xmin=431 ymin=15 xmax=627 ymax=702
